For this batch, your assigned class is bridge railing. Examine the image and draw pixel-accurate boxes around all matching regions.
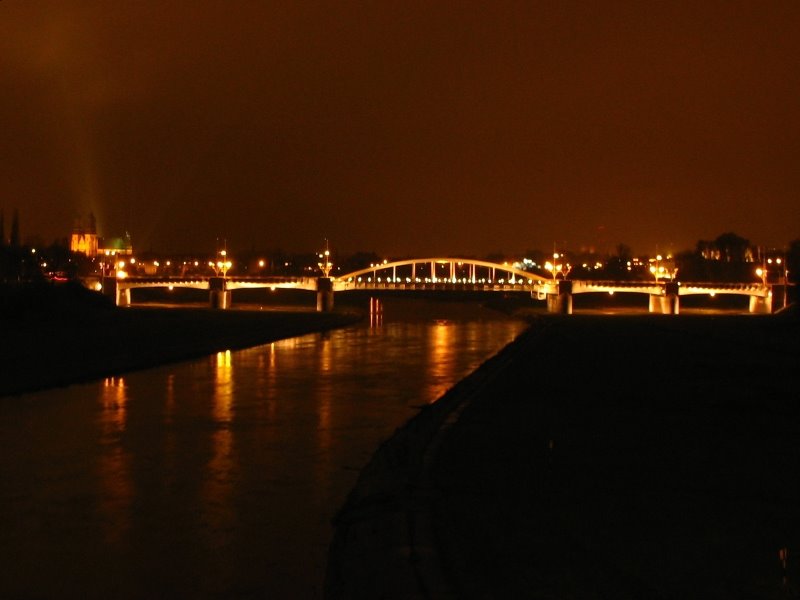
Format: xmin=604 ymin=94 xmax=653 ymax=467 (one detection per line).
xmin=334 ymin=280 xmax=536 ymax=292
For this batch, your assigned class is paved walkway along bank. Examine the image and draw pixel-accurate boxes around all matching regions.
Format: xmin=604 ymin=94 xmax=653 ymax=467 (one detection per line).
xmin=327 ymin=312 xmax=800 ymax=599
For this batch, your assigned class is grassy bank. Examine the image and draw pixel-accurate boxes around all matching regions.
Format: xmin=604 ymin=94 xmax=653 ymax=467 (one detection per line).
xmin=1 ymin=288 xmax=362 ymax=397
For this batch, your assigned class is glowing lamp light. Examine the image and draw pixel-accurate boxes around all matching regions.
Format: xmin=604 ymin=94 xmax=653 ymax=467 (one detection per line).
xmin=116 ymin=270 xmax=128 ymax=279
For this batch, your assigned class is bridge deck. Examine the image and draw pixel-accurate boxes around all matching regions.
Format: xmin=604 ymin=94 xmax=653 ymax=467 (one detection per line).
xmin=111 ymin=276 xmax=773 ymax=299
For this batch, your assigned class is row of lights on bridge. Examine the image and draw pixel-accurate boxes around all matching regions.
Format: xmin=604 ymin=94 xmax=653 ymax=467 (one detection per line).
xmin=101 ymin=244 xmax=789 ymax=289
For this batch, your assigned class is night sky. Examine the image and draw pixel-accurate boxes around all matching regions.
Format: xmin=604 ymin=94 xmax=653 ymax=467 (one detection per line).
xmin=2 ymin=2 xmax=799 ymax=257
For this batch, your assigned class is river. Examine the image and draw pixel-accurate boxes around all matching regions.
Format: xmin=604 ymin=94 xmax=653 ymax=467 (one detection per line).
xmin=0 ymin=298 xmax=527 ymax=598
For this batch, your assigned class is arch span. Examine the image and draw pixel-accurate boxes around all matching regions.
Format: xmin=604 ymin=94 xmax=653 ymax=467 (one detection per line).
xmin=337 ymin=257 xmax=548 ymax=285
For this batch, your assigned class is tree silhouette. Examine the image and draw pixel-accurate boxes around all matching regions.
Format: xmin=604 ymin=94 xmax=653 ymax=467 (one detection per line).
xmin=713 ymin=232 xmax=750 ymax=262
xmin=615 ymin=243 xmax=632 ymax=262
xmin=9 ymin=209 xmax=20 ymax=248
xmin=788 ymin=239 xmax=800 ymax=285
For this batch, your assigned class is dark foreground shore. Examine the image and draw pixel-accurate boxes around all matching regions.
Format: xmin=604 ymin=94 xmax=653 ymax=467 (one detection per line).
xmin=327 ymin=312 xmax=800 ymax=599
xmin=1 ymin=303 xmax=361 ymax=398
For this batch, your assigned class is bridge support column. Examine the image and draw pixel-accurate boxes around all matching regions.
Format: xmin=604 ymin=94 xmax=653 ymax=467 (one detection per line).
xmin=116 ymin=286 xmax=131 ymax=307
xmin=749 ymin=294 xmax=772 ymax=314
xmin=316 ymin=277 xmax=334 ymax=312
xmin=102 ymin=277 xmax=130 ymax=307
xmin=547 ymin=280 xmax=572 ymax=314
xmin=209 ymin=277 xmax=231 ymax=309
xmin=770 ymin=285 xmax=787 ymax=311
xmin=649 ymin=283 xmax=679 ymax=314
xmin=101 ymin=277 xmax=117 ymax=304
xmin=663 ymin=282 xmax=679 ymax=315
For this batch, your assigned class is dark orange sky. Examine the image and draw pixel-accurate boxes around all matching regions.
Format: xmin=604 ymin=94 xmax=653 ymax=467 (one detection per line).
xmin=2 ymin=1 xmax=799 ymax=256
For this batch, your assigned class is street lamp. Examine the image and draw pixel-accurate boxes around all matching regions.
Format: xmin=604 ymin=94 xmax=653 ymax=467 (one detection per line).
xmin=318 ymin=247 xmax=333 ymax=277
xmin=649 ymin=254 xmax=663 ymax=283
xmin=756 ymin=266 xmax=767 ymax=286
xmin=211 ymin=248 xmax=232 ymax=277
xmin=545 ymin=252 xmax=571 ymax=281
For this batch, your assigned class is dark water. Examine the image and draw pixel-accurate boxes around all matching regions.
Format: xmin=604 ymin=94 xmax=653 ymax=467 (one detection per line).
xmin=0 ymin=299 xmax=527 ymax=598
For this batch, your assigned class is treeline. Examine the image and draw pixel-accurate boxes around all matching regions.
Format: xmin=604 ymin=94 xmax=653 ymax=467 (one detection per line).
xmin=0 ymin=209 xmax=88 ymax=285
xmin=1 ymin=207 xmax=798 ymax=288
xmin=536 ymin=232 xmax=799 ymax=284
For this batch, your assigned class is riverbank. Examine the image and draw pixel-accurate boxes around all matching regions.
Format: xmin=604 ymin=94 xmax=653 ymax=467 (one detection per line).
xmin=1 ymin=303 xmax=362 ymax=398
xmin=327 ymin=311 xmax=800 ymax=598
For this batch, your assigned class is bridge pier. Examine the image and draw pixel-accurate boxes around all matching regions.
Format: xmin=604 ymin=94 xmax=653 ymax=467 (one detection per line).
xmin=664 ymin=282 xmax=679 ymax=314
xmin=316 ymin=277 xmax=334 ymax=312
xmin=546 ymin=280 xmax=572 ymax=314
xmin=209 ymin=277 xmax=231 ymax=309
xmin=102 ymin=277 xmax=131 ymax=307
xmin=649 ymin=282 xmax=679 ymax=314
xmin=116 ymin=286 xmax=131 ymax=307
xmin=749 ymin=294 xmax=772 ymax=314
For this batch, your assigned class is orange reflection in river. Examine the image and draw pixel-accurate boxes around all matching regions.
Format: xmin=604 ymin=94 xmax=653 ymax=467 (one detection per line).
xmin=425 ymin=320 xmax=456 ymax=402
xmin=203 ymin=351 xmax=237 ymax=550
xmin=97 ymin=376 xmax=133 ymax=544
xmin=317 ymin=335 xmax=333 ymax=452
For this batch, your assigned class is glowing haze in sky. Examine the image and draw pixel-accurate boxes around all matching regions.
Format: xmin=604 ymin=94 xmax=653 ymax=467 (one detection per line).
xmin=2 ymin=2 xmax=799 ymax=256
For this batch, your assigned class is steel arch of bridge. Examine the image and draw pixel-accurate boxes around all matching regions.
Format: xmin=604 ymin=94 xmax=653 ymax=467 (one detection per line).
xmin=337 ymin=257 xmax=549 ymax=285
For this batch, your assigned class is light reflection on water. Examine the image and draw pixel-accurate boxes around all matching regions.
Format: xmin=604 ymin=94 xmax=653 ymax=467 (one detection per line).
xmin=0 ymin=299 xmax=527 ymax=598
xmin=98 ymin=377 xmax=132 ymax=545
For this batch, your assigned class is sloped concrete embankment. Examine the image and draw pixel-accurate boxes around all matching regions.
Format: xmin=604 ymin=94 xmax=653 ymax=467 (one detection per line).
xmin=325 ymin=324 xmax=542 ymax=599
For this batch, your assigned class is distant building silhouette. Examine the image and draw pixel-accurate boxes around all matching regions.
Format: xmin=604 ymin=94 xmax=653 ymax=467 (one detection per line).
xmin=70 ymin=213 xmax=99 ymax=256
xmin=70 ymin=214 xmax=133 ymax=258
xmin=98 ymin=232 xmax=133 ymax=258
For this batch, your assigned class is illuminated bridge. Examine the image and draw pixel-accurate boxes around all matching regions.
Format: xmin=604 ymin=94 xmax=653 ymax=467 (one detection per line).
xmin=106 ymin=257 xmax=778 ymax=314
